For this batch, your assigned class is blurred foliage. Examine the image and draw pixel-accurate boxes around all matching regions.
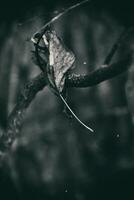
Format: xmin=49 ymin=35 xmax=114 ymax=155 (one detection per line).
xmin=0 ymin=0 xmax=134 ymax=199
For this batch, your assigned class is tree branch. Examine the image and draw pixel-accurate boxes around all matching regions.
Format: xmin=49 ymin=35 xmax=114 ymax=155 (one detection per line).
xmin=103 ymin=29 xmax=127 ymax=65
xmin=0 ymin=53 xmax=132 ymax=154
xmin=66 ymin=54 xmax=132 ymax=87
xmin=0 ymin=72 xmax=47 ymax=152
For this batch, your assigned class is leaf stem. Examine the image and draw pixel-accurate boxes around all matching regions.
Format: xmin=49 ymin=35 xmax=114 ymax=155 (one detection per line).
xmin=59 ymin=94 xmax=94 ymax=133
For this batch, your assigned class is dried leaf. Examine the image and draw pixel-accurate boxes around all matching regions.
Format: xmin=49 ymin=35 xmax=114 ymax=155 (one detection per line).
xmin=43 ymin=29 xmax=75 ymax=93
xmin=31 ymin=28 xmax=94 ymax=133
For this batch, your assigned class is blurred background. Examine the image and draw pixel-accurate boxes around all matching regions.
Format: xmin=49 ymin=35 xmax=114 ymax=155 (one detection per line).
xmin=0 ymin=0 xmax=134 ymax=199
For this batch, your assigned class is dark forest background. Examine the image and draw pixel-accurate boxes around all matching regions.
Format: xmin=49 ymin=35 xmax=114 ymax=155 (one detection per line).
xmin=0 ymin=0 xmax=134 ymax=199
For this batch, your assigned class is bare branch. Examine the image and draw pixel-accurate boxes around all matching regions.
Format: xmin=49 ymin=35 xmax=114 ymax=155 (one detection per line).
xmin=103 ymin=27 xmax=133 ymax=65
xmin=66 ymin=54 xmax=132 ymax=88
xmin=0 ymin=72 xmax=47 ymax=152
xmin=104 ymin=29 xmax=125 ymax=65
xmin=0 ymin=52 xmax=132 ymax=154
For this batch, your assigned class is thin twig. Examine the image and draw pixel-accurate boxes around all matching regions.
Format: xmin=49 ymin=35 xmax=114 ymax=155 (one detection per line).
xmin=104 ymin=28 xmax=131 ymax=65
xmin=32 ymin=0 xmax=92 ymax=72
xmin=32 ymin=0 xmax=91 ymax=39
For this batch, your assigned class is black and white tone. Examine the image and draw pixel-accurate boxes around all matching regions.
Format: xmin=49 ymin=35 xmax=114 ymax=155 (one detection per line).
xmin=0 ymin=0 xmax=134 ymax=199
